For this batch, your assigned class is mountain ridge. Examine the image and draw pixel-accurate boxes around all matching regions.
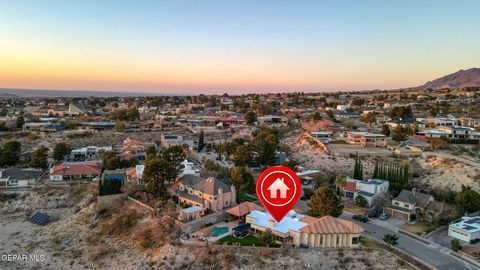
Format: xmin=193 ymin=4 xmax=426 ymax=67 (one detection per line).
xmin=419 ymin=68 xmax=480 ymax=89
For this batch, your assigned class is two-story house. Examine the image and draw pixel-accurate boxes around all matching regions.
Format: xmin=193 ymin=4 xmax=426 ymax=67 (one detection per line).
xmin=384 ymin=188 xmax=441 ymax=221
xmin=342 ymin=178 xmax=389 ymax=207
xmin=346 ymin=132 xmax=387 ymax=147
xmin=170 ymin=175 xmax=236 ymax=212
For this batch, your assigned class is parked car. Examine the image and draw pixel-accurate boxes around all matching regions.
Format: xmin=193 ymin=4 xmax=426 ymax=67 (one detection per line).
xmin=352 ymin=215 xmax=369 ymax=223
xmin=379 ymin=212 xmax=390 ymax=220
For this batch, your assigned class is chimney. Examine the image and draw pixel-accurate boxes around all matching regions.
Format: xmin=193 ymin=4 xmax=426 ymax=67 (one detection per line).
xmin=412 ymin=187 xmax=417 ymax=195
xmin=268 ymin=219 xmax=276 ymax=227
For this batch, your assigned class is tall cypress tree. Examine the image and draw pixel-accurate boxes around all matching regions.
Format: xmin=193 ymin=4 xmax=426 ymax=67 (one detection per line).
xmin=373 ymin=160 xmax=378 ymax=179
xmin=353 ymin=153 xmax=363 ymax=180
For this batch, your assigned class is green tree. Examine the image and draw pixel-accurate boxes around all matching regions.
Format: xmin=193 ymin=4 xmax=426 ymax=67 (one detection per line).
xmin=450 ymin=239 xmax=461 ymax=252
xmin=53 ymin=142 xmax=70 ymax=161
xmin=281 ymin=159 xmax=299 ymax=172
xmin=353 ymin=154 xmax=363 ymax=180
xmin=30 ymin=146 xmax=49 ymax=169
xmin=259 ymin=229 xmax=276 ymax=246
xmin=198 ymin=130 xmax=205 ymax=152
xmin=383 ymin=233 xmax=399 ymax=248
xmin=230 ymin=166 xmax=255 ymax=193
xmin=381 ymin=124 xmax=391 ymax=137
xmin=361 ymin=112 xmax=376 ymax=126
xmin=392 ymin=126 xmax=409 ymax=142
xmin=308 ymin=187 xmax=343 ymax=217
xmin=0 ymin=141 xmax=21 ymax=167
xmin=232 ymin=145 xmax=251 ymax=167
xmin=335 ymin=175 xmax=347 ymax=193
xmin=102 ymin=151 xmax=121 ymax=170
xmin=16 ymin=115 xmax=25 ymax=129
xmin=146 ymin=145 xmax=156 ymax=160
xmin=250 ymin=128 xmax=279 ymax=167
xmin=312 ymin=112 xmax=322 ymax=121
xmin=455 ymin=185 xmax=480 ymax=214
xmin=0 ymin=122 xmax=8 ymax=131
xmin=143 ymin=157 xmax=170 ymax=200
xmin=158 ymin=145 xmax=186 ymax=183
xmin=115 ymin=120 xmax=125 ymax=132
xmin=355 ymin=195 xmax=368 ymax=207
xmin=245 ymin=111 xmax=257 ymax=125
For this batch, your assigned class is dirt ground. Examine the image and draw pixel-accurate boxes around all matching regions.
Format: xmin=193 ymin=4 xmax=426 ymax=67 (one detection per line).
xmin=285 ymin=132 xmax=480 ymax=193
xmin=0 ymin=183 xmax=413 ymax=270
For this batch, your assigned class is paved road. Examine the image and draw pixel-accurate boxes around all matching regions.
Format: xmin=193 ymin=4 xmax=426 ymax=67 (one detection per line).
xmin=340 ymin=212 xmax=475 ymax=270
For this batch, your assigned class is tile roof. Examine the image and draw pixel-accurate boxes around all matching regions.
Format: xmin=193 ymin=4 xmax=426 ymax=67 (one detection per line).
xmin=300 ymin=216 xmax=364 ymax=234
xmin=226 ymin=202 xmax=262 ymax=216
xmin=344 ymin=181 xmax=358 ymax=193
xmin=51 ymin=162 xmax=102 ymax=176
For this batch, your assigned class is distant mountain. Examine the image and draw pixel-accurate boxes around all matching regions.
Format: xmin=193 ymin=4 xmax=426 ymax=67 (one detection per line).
xmin=0 ymin=88 xmax=173 ymax=98
xmin=420 ymin=68 xmax=480 ymax=89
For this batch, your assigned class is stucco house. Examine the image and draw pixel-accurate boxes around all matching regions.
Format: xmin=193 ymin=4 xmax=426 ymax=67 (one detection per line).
xmin=342 ymin=178 xmax=389 ymax=207
xmin=384 ymin=188 xmax=441 ymax=221
xmin=246 ymin=210 xmax=363 ymax=248
xmin=347 ymin=132 xmax=387 ymax=147
xmin=0 ymin=168 xmax=43 ymax=188
xmin=170 ymin=175 xmax=236 ymax=212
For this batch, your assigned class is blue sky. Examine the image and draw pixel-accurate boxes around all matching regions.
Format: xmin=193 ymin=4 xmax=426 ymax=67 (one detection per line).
xmin=0 ymin=1 xmax=479 ymax=94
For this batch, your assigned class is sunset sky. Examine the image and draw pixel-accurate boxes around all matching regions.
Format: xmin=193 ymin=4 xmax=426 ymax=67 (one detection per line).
xmin=1 ymin=1 xmax=479 ymax=94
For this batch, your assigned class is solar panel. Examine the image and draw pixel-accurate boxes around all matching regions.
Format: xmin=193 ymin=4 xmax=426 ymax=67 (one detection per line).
xmin=26 ymin=212 xmax=50 ymax=226
xmin=462 ymin=225 xmax=477 ymax=231
xmin=465 ymin=218 xmax=480 ymax=224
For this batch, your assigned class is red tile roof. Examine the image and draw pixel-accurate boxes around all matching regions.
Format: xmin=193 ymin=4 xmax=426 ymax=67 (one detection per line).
xmin=226 ymin=202 xmax=262 ymax=216
xmin=344 ymin=181 xmax=358 ymax=193
xmin=300 ymin=216 xmax=364 ymax=234
xmin=51 ymin=162 xmax=102 ymax=176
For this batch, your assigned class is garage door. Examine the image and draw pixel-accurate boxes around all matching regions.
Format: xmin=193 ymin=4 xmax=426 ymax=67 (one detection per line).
xmin=390 ymin=209 xmax=409 ymax=220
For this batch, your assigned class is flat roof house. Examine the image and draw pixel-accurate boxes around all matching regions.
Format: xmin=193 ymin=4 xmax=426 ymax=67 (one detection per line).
xmin=347 ymin=132 xmax=387 ymax=147
xmin=342 ymin=178 xmax=389 ymax=207
xmin=246 ymin=210 xmax=364 ymax=248
xmin=449 ymin=216 xmax=480 ymax=243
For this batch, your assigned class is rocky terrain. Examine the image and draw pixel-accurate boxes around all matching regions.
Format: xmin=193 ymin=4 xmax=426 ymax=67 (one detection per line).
xmin=0 ymin=183 xmax=413 ymax=270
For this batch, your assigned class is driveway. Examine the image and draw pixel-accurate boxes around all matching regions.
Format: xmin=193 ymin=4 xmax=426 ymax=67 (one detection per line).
xmin=426 ymin=226 xmax=453 ymax=248
xmin=340 ymin=212 xmax=475 ymax=270
xmin=369 ymin=217 xmax=405 ymax=232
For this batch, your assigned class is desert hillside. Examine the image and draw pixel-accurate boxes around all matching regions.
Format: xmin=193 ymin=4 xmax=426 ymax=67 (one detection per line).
xmin=420 ymin=68 xmax=480 ymax=89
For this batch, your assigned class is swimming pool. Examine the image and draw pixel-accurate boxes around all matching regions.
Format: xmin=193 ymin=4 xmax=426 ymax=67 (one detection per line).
xmin=211 ymin=226 xmax=229 ymax=237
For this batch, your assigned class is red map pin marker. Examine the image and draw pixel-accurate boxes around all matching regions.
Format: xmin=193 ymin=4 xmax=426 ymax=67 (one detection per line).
xmin=256 ymin=166 xmax=302 ymax=222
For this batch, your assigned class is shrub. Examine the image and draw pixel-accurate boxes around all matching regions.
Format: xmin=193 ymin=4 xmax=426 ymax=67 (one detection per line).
xmin=451 ymin=239 xmax=461 ymax=252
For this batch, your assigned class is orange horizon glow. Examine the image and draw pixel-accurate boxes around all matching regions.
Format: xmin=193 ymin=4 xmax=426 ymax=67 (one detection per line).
xmin=1 ymin=1 xmax=479 ymax=94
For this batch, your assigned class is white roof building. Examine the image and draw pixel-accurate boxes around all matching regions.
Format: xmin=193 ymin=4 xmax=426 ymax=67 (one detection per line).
xmin=449 ymin=216 xmax=480 ymax=243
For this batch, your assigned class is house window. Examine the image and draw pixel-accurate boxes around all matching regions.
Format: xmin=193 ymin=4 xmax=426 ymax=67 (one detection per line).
xmin=352 ymin=237 xmax=359 ymax=244
xmin=404 ymin=204 xmax=410 ymax=208
xmin=225 ymin=200 xmax=229 ymax=206
xmin=394 ymin=201 xmax=400 ymax=206
xmin=336 ymin=236 xmax=340 ymax=245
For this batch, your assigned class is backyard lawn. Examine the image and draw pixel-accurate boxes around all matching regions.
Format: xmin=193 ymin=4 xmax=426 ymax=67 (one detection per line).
xmin=217 ymin=235 xmax=280 ymax=247
xmin=401 ymin=222 xmax=436 ymax=235
xmin=217 ymin=235 xmax=263 ymax=246
xmin=237 ymin=193 xmax=258 ymax=202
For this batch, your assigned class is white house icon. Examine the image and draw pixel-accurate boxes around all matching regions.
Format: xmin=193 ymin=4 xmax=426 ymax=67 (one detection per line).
xmin=267 ymin=178 xmax=290 ymax=199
